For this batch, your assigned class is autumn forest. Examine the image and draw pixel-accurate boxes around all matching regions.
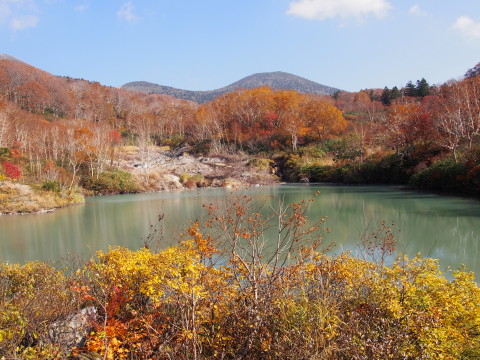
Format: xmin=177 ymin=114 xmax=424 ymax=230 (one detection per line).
xmin=1 ymin=58 xmax=480 ymax=207
xmin=1 ymin=57 xmax=480 ymax=359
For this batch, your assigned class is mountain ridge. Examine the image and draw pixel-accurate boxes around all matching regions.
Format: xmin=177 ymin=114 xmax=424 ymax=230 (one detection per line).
xmin=0 ymin=54 xmax=28 ymax=65
xmin=122 ymin=71 xmax=340 ymax=104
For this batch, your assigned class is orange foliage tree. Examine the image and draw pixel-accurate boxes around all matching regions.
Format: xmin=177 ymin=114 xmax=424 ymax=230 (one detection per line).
xmin=196 ymin=87 xmax=346 ymax=151
xmin=384 ymin=103 xmax=434 ymax=156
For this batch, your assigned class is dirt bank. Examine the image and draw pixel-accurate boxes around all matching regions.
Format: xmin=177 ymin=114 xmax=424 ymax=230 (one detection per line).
xmin=117 ymin=146 xmax=281 ymax=192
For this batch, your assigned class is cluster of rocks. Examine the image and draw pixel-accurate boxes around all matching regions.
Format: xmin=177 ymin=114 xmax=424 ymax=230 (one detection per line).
xmin=118 ymin=146 xmax=280 ymax=191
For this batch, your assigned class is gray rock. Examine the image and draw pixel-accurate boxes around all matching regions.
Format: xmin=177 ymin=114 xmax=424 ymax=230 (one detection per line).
xmin=48 ymin=306 xmax=97 ymax=349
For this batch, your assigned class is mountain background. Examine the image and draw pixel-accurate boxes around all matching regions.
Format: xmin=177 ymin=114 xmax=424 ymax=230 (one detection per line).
xmin=122 ymin=71 xmax=340 ymax=104
xmin=0 ymin=54 xmax=27 ymax=64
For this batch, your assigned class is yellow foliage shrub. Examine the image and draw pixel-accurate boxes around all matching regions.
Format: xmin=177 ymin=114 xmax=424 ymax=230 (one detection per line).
xmin=1 ymin=224 xmax=479 ymax=359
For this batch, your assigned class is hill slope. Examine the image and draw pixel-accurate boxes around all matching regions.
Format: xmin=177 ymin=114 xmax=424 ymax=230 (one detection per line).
xmin=0 ymin=54 xmax=26 ymax=64
xmin=122 ymin=71 xmax=340 ymax=103
xmin=0 ymin=55 xmax=195 ymax=123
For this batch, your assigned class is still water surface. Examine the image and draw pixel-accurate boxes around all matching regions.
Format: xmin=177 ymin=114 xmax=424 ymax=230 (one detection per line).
xmin=1 ymin=184 xmax=479 ymax=275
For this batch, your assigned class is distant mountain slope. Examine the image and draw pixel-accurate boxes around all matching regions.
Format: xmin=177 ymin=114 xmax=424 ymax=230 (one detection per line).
xmin=122 ymin=71 xmax=340 ymax=104
xmin=0 ymin=54 xmax=28 ymax=65
xmin=0 ymin=54 xmax=195 ymax=124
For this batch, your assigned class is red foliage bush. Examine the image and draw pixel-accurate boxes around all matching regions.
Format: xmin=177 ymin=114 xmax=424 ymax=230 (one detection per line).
xmin=2 ymin=161 xmax=21 ymax=180
xmin=109 ymin=130 xmax=122 ymax=144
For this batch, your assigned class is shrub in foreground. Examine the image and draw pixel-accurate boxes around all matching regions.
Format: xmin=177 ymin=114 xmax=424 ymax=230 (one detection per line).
xmin=3 ymin=246 xmax=478 ymax=359
xmin=1 ymin=196 xmax=479 ymax=359
xmin=0 ymin=262 xmax=80 ymax=359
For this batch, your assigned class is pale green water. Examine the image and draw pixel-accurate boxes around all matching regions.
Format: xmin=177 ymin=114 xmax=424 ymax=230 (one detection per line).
xmin=1 ymin=184 xmax=479 ymax=275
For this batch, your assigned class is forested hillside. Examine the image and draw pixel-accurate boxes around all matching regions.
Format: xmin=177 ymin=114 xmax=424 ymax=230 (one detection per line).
xmin=310 ymin=69 xmax=480 ymax=195
xmin=0 ymin=56 xmax=479 ymax=214
xmin=0 ymin=57 xmax=201 ymax=212
xmin=0 ymin=57 xmax=346 ymax=212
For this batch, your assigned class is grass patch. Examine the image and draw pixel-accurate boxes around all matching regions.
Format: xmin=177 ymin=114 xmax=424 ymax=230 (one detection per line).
xmin=179 ymin=173 xmax=209 ymax=188
xmin=80 ymin=170 xmax=139 ymax=195
xmin=0 ymin=181 xmax=84 ymax=214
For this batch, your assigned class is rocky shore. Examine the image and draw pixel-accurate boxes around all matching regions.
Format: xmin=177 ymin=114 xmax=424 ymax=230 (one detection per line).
xmin=0 ymin=146 xmax=281 ymax=215
xmin=119 ymin=145 xmax=281 ymax=192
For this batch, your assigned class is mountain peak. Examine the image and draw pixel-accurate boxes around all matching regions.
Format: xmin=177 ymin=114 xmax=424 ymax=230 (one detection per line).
xmin=0 ymin=54 xmax=27 ymax=64
xmin=122 ymin=72 xmax=340 ymax=104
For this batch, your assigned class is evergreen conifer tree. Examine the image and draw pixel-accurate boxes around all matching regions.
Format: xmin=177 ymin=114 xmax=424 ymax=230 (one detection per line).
xmin=415 ymin=78 xmax=430 ymax=97
xmin=381 ymin=87 xmax=392 ymax=105
xmin=465 ymin=62 xmax=480 ymax=79
xmin=391 ymin=86 xmax=400 ymax=101
xmin=405 ymin=81 xmax=417 ymax=97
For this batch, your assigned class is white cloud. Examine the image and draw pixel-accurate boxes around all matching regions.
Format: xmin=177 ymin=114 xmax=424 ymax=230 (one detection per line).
xmin=409 ymin=4 xmax=428 ymax=17
xmin=286 ymin=0 xmax=392 ymax=21
xmin=74 ymin=4 xmax=88 ymax=12
xmin=117 ymin=1 xmax=140 ymax=22
xmin=10 ymin=14 xmax=38 ymax=29
xmin=0 ymin=0 xmax=39 ymax=30
xmin=452 ymin=16 xmax=480 ymax=39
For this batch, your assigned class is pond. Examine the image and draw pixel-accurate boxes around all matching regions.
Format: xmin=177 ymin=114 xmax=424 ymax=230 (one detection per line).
xmin=1 ymin=184 xmax=479 ymax=276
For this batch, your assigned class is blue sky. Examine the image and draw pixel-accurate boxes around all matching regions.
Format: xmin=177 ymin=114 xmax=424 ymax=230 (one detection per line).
xmin=1 ymin=0 xmax=479 ymax=92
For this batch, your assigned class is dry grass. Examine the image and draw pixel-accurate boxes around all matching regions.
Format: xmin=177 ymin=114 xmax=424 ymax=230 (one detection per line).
xmin=313 ymin=156 xmax=335 ymax=166
xmin=296 ymin=155 xmax=335 ymax=167
xmin=223 ymin=178 xmax=243 ymax=189
xmin=180 ymin=173 xmax=210 ymax=189
xmin=0 ymin=181 xmax=84 ymax=214
xmin=135 ymin=170 xmax=183 ymax=192
xmin=119 ymin=145 xmax=139 ymax=154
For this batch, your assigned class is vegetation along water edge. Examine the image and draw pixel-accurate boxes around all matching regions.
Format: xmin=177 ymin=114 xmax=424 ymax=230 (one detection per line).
xmin=1 ymin=60 xmax=480 ymax=213
xmin=1 ymin=194 xmax=479 ymax=359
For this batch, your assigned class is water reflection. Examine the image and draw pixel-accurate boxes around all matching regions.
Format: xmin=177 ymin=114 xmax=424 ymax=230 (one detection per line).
xmin=0 ymin=185 xmax=479 ymax=276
